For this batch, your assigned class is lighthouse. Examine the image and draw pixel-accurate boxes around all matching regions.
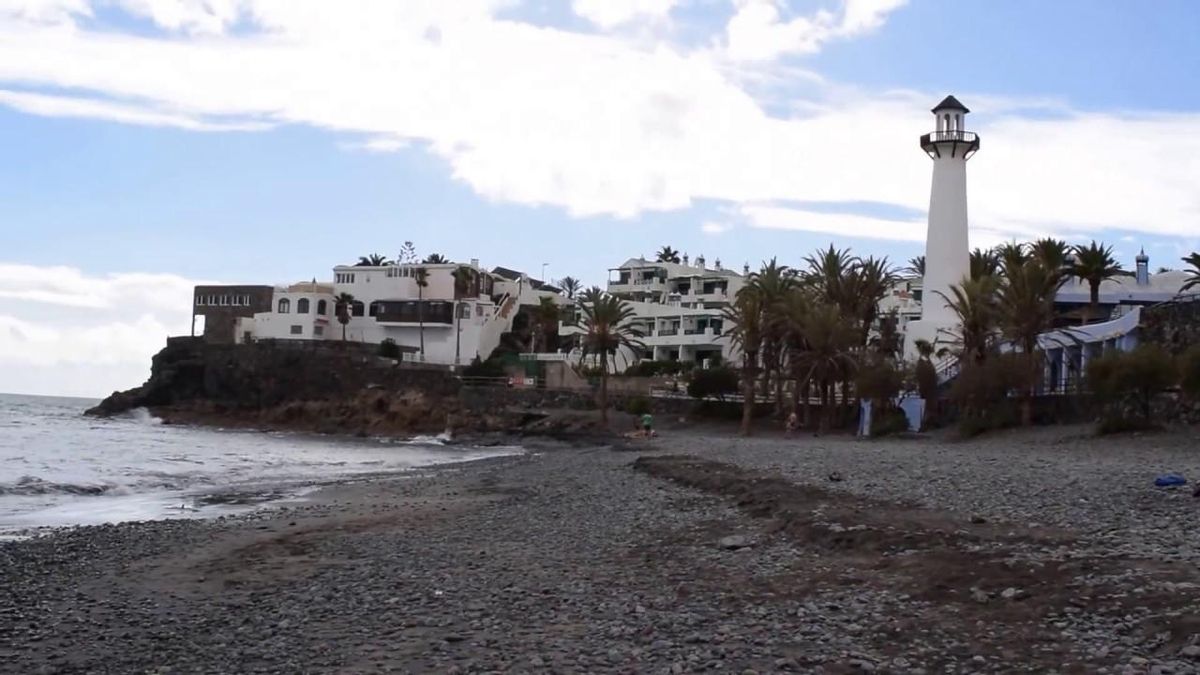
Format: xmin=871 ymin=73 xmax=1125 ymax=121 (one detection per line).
xmin=905 ymin=95 xmax=979 ymax=360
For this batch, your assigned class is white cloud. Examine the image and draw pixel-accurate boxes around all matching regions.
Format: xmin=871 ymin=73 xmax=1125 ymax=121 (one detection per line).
xmin=740 ymin=204 xmax=924 ymax=242
xmin=723 ymin=0 xmax=907 ymax=62
xmin=0 ymin=0 xmax=90 ymax=24
xmin=0 ymin=264 xmax=210 ymax=395
xmin=0 ymin=89 xmax=268 ymax=131
xmin=573 ymin=0 xmax=678 ymax=28
xmin=701 ymin=220 xmax=733 ymax=235
xmin=0 ymin=1 xmax=1196 ymax=248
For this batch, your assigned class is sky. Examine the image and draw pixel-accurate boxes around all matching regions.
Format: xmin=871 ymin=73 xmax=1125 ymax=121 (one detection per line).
xmin=2 ymin=0 xmax=1200 ymax=397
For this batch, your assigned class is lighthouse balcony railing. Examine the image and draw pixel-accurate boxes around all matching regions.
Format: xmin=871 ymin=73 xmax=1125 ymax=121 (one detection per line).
xmin=921 ymin=130 xmax=978 ymax=144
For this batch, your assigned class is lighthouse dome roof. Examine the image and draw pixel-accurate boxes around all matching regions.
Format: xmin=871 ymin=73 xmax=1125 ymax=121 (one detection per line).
xmin=932 ymin=95 xmax=969 ymax=114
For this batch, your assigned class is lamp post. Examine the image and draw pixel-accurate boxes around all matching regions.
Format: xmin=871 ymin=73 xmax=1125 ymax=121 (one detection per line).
xmin=455 ymin=301 xmax=463 ymax=367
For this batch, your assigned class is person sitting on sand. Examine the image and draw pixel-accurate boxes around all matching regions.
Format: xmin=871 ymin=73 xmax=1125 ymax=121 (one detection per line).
xmin=785 ymin=411 xmax=799 ymax=435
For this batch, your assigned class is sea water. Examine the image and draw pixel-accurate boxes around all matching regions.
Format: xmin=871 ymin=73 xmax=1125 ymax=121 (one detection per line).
xmin=0 ymin=393 xmax=520 ymax=536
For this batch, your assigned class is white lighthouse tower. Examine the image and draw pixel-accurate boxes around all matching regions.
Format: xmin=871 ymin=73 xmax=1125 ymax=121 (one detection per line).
xmin=905 ymin=95 xmax=979 ymax=360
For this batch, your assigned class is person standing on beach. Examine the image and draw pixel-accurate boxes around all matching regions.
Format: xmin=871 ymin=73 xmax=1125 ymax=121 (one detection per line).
xmin=641 ymin=412 xmax=655 ymax=437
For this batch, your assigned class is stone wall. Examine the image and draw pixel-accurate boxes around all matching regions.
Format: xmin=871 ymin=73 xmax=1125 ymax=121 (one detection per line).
xmin=1140 ymin=298 xmax=1200 ymax=354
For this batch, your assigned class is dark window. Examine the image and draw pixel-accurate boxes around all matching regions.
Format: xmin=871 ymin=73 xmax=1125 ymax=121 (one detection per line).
xmin=314 ymin=325 xmax=324 ymax=336
xmin=316 ymin=299 xmax=328 ymax=315
xmin=278 ymin=298 xmax=290 ymax=313
xmin=351 ymin=301 xmax=365 ymax=317
xmin=297 ymin=298 xmax=310 ymax=314
xmin=369 ymin=301 xmax=384 ymax=317
xmin=290 ymin=325 xmax=303 ymax=335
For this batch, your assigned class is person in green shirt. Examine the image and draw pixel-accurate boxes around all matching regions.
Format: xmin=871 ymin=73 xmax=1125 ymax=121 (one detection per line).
xmin=640 ymin=412 xmax=655 ymax=437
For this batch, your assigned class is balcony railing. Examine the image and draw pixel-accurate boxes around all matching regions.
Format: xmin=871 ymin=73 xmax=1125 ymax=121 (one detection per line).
xmin=923 ymin=130 xmax=977 ymax=143
xmin=657 ymin=329 xmax=678 ymax=336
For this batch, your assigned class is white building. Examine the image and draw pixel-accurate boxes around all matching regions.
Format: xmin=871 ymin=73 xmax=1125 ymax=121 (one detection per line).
xmin=200 ymin=259 xmax=563 ymax=366
xmin=560 ymin=254 xmax=747 ymax=367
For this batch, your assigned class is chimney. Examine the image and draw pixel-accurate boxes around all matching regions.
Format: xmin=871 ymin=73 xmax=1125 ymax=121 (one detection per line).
xmin=682 ymin=253 xmax=689 ymax=266
xmin=743 ymin=262 xmax=750 ymax=275
xmin=696 ymin=255 xmax=706 ymax=269
xmin=1136 ymin=248 xmax=1150 ymax=286
xmin=470 ymin=258 xmax=480 ymax=269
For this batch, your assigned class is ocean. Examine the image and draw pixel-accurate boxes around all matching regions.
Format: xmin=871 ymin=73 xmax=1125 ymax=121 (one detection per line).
xmin=0 ymin=393 xmax=520 ymax=537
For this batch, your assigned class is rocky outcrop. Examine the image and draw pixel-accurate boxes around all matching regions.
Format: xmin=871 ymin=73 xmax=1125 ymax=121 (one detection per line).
xmin=87 ymin=338 xmax=626 ymax=441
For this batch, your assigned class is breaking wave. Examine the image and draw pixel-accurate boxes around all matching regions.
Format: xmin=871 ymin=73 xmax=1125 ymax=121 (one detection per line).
xmin=0 ymin=475 xmax=123 ymax=497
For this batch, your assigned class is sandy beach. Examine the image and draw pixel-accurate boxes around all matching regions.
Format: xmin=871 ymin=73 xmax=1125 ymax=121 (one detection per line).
xmin=3 ymin=427 xmax=1200 ymax=674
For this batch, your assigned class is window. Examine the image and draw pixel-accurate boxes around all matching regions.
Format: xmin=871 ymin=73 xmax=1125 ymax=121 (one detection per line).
xmin=314 ymin=325 xmax=324 ymax=336
xmin=219 ymin=295 xmax=228 ymax=306
xmin=242 ymin=295 xmax=251 ymax=306
xmin=297 ymin=298 xmax=310 ymax=314
xmin=317 ymin=299 xmax=328 ymax=315
xmin=458 ymin=304 xmax=471 ymax=319
xmin=195 ymin=296 xmax=205 ymax=306
xmin=369 ymin=301 xmax=383 ymax=317
xmin=278 ymin=298 xmax=291 ymax=313
xmin=335 ymin=272 xmax=356 ymax=284
xmin=351 ymin=301 xmax=364 ymax=317
xmin=290 ymin=325 xmax=303 ymax=335
xmin=208 ymin=295 xmax=217 ymax=305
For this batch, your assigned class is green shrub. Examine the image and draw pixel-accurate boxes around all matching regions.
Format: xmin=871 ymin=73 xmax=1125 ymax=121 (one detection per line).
xmin=856 ymin=356 xmax=903 ymax=403
xmin=870 ymin=407 xmax=910 ymax=436
xmin=624 ymin=396 xmax=652 ymax=416
xmin=687 ymin=366 xmax=740 ymax=401
xmin=1181 ymin=345 xmax=1200 ymax=401
xmin=462 ymin=356 xmax=506 ymax=378
xmin=1087 ymin=344 xmax=1175 ymax=432
xmin=951 ymin=354 xmax=1023 ymax=436
xmin=378 ymin=338 xmax=401 ymax=359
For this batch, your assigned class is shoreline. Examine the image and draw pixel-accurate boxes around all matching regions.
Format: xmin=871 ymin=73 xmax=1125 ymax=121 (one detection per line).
xmin=4 ymin=428 xmax=1200 ymax=672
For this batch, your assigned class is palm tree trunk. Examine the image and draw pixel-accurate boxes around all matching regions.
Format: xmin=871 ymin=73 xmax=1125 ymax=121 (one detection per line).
xmin=1087 ymin=281 xmax=1100 ymax=326
xmin=599 ymin=354 xmax=609 ymax=425
xmin=740 ymin=355 xmax=755 ymax=436
xmin=774 ymin=361 xmax=785 ymax=418
xmin=801 ymin=379 xmax=811 ymax=428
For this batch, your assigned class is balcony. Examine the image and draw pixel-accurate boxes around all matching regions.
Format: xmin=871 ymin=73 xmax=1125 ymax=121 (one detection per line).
xmin=920 ymin=130 xmax=980 ymax=159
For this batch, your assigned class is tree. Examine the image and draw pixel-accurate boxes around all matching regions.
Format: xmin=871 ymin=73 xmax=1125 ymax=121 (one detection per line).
xmin=913 ymin=338 xmax=938 ymax=423
xmin=791 ymin=302 xmax=858 ymax=433
xmin=687 ymin=366 xmax=739 ymax=401
xmin=903 ymin=255 xmax=925 ymax=278
xmin=1030 ymin=238 xmax=1071 ymax=275
xmin=995 ymin=259 xmax=1064 ymax=425
xmin=1071 ymin=241 xmax=1127 ymax=324
xmin=969 ymin=248 xmax=1000 ymax=281
xmin=356 ymin=253 xmax=391 ymax=266
xmin=748 ymin=258 xmax=796 ymax=414
xmin=530 ymin=297 xmax=561 ymax=353
xmin=451 ymin=266 xmax=474 ymax=298
xmin=937 ymin=275 xmax=999 ymax=366
xmin=423 ymin=253 xmax=448 ymax=264
xmin=994 ymin=241 xmax=1030 ymax=276
xmin=655 ymin=246 xmax=681 ymax=264
xmin=335 ymin=292 xmax=354 ymax=341
xmin=415 ymin=267 xmax=429 ymax=358
xmin=558 ymin=276 xmax=582 ymax=299
xmin=844 ymin=256 xmax=897 ymax=346
xmin=398 ymin=241 xmax=417 ymax=265
xmin=1087 ymin=345 xmax=1175 ymax=431
xmin=803 ymin=244 xmax=854 ymax=309
xmin=1181 ymin=252 xmax=1200 ymax=293
xmin=723 ymin=286 xmax=766 ymax=436
xmin=575 ymin=288 xmax=645 ymax=425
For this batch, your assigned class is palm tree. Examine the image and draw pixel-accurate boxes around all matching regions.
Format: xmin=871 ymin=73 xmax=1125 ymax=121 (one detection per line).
xmin=335 ymin=292 xmax=355 ymax=341
xmin=655 ymin=246 xmax=681 ymax=264
xmin=1180 ymin=252 xmax=1200 ymax=293
xmin=423 ymin=253 xmax=449 ymax=264
xmin=748 ymin=258 xmax=796 ymax=413
xmin=903 ymin=255 xmax=925 ymax=278
xmin=1030 ymin=238 xmax=1070 ymax=274
xmin=996 ymin=259 xmax=1065 ymax=425
xmin=803 ymin=244 xmax=854 ymax=308
xmin=994 ymin=241 xmax=1030 ymax=276
xmin=414 ymin=267 xmax=429 ymax=359
xmin=558 ymin=276 xmax=582 ymax=299
xmin=530 ymin=297 xmax=561 ymax=353
xmin=969 ymin=248 xmax=1000 ymax=281
xmin=776 ymin=286 xmax=814 ymax=424
xmin=1071 ymin=241 xmax=1127 ymax=324
xmin=451 ymin=266 xmax=474 ymax=298
xmin=792 ymin=302 xmax=858 ymax=433
xmin=937 ymin=275 xmax=999 ymax=366
xmin=845 ymin=256 xmax=897 ymax=346
xmin=722 ymin=286 xmax=766 ymax=436
xmin=356 ymin=253 xmax=391 ymax=266
xmin=576 ymin=288 xmax=645 ymax=424
xmin=913 ymin=338 xmax=937 ymax=424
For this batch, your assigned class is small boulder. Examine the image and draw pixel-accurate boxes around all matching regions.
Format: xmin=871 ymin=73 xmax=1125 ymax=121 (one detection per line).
xmin=719 ymin=535 xmax=753 ymax=550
